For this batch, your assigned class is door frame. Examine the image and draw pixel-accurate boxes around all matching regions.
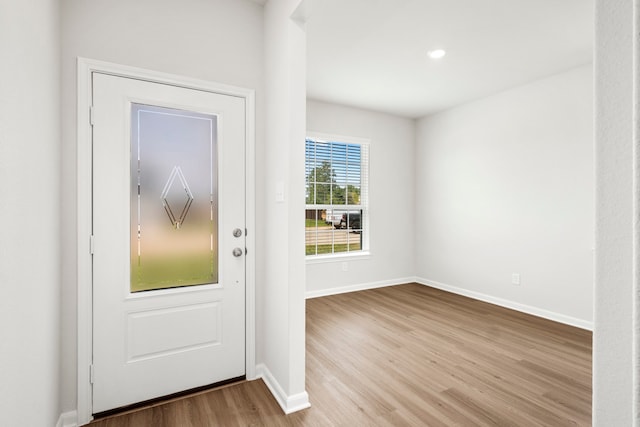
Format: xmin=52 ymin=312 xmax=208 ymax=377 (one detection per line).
xmin=76 ymin=57 xmax=256 ymax=425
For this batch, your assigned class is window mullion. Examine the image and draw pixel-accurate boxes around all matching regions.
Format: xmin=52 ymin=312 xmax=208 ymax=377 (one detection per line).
xmin=305 ymin=137 xmax=368 ymax=258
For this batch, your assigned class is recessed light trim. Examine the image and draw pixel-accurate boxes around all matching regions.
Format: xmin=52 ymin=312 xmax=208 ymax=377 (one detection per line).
xmin=428 ymin=49 xmax=447 ymax=59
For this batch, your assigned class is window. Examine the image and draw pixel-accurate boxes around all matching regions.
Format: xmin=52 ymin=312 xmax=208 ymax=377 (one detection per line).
xmin=305 ymin=134 xmax=369 ymax=257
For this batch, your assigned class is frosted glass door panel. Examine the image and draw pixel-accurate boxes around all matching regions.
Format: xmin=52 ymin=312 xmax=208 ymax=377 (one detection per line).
xmin=131 ymin=104 xmax=218 ymax=292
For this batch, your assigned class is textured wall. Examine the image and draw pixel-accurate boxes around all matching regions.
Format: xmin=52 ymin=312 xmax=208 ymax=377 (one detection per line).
xmin=593 ymin=0 xmax=634 ymax=424
xmin=261 ymin=0 xmax=308 ymax=410
xmin=0 ymin=0 xmax=61 ymax=425
xmin=415 ymin=65 xmax=594 ymax=327
xmin=305 ymin=99 xmax=416 ymax=295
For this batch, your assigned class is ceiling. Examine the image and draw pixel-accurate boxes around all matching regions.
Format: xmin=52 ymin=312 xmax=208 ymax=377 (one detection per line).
xmin=306 ymin=0 xmax=593 ymax=118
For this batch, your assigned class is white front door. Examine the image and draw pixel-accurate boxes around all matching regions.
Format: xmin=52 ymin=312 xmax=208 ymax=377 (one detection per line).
xmin=91 ymin=72 xmax=246 ymax=413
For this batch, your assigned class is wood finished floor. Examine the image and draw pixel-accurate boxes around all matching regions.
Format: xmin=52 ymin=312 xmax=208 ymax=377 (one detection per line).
xmin=89 ymin=283 xmax=592 ymax=426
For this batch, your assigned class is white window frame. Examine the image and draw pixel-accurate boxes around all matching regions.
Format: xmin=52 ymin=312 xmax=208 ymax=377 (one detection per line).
xmin=305 ymin=131 xmax=370 ymax=262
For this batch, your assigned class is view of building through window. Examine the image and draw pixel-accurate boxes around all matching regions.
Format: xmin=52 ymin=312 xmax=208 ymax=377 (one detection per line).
xmin=305 ymin=136 xmax=368 ymax=256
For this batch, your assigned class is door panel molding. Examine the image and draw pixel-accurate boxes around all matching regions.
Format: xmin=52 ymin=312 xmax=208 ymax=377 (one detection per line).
xmin=76 ymin=57 xmax=256 ymax=425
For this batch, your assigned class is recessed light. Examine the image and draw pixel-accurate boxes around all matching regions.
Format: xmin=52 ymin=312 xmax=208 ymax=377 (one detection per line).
xmin=428 ymin=49 xmax=446 ymax=60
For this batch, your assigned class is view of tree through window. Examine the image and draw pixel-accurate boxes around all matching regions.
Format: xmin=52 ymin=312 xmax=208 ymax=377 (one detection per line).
xmin=305 ymin=137 xmax=368 ymax=256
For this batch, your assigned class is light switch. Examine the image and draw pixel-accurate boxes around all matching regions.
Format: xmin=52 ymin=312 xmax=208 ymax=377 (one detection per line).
xmin=275 ymin=181 xmax=285 ymax=202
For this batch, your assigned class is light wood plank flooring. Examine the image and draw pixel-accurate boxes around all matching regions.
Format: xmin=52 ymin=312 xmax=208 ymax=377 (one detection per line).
xmin=90 ymin=283 xmax=592 ymax=426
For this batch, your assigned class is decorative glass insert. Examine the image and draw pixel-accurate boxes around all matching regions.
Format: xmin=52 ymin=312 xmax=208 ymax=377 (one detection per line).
xmin=130 ymin=104 xmax=218 ymax=292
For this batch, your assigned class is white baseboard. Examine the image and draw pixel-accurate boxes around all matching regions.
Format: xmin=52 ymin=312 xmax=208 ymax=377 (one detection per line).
xmin=56 ymin=411 xmax=78 ymax=427
xmin=305 ymin=277 xmax=415 ymax=299
xmin=415 ymin=277 xmax=593 ymax=331
xmin=255 ymin=363 xmax=311 ymax=414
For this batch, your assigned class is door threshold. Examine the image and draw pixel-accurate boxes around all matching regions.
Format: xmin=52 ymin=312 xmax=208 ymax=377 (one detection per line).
xmin=92 ymin=375 xmax=246 ymax=421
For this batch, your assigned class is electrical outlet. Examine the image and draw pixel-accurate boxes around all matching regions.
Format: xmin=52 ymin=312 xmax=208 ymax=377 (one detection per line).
xmin=341 ymin=262 xmax=348 ymax=272
xmin=512 ymin=273 xmax=521 ymax=286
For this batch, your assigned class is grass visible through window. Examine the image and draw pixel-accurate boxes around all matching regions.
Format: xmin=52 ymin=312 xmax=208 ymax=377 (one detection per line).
xmin=305 ymin=136 xmax=368 ymax=257
xmin=305 ymin=219 xmax=321 ymax=227
xmin=305 ymin=242 xmax=361 ymax=256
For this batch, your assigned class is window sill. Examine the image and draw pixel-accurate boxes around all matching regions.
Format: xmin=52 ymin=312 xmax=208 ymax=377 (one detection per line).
xmin=306 ymin=251 xmax=371 ymax=264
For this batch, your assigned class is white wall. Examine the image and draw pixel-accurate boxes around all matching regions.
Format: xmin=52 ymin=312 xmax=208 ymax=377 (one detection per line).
xmin=4 ymin=0 xmax=623 ymax=423
xmin=594 ymin=0 xmax=634 ymax=423
xmin=415 ymin=65 xmax=594 ymax=327
xmin=0 ymin=1 xmax=61 ymax=425
xmin=60 ymin=0 xmax=265 ymax=415
xmin=306 ymin=99 xmax=416 ymax=295
xmin=260 ymin=0 xmax=309 ymax=411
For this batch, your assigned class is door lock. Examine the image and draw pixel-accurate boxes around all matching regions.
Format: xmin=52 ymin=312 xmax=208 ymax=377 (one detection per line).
xmin=232 ymin=228 xmax=243 ymax=238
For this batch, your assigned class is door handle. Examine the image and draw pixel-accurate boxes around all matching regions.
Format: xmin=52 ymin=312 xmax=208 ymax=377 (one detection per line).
xmin=232 ymin=247 xmax=243 ymax=257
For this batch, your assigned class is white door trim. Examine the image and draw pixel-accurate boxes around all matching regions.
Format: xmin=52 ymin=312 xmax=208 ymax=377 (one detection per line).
xmin=76 ymin=57 xmax=256 ymax=425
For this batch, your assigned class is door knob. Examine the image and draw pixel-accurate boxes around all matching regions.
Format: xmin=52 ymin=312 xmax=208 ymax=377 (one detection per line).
xmin=232 ymin=247 xmax=243 ymax=257
xmin=233 ymin=228 xmax=243 ymax=238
